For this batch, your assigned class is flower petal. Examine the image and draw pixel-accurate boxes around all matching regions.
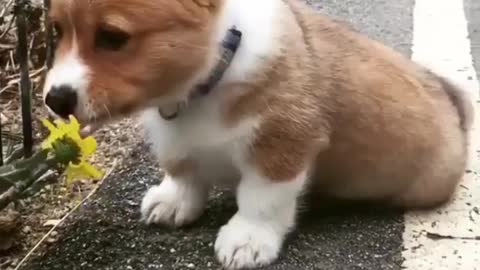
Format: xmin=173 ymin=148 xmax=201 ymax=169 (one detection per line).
xmin=79 ymin=136 xmax=97 ymax=156
xmin=41 ymin=118 xmax=57 ymax=133
xmin=41 ymin=119 xmax=63 ymax=149
xmin=41 ymin=115 xmax=103 ymax=184
xmin=64 ymin=160 xmax=104 ymax=185
xmin=80 ymin=162 xmax=103 ymax=179
xmin=68 ymin=115 xmax=80 ymax=128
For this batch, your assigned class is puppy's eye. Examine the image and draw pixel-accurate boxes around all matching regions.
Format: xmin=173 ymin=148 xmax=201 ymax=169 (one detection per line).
xmin=53 ymin=22 xmax=63 ymax=40
xmin=95 ymin=28 xmax=130 ymax=51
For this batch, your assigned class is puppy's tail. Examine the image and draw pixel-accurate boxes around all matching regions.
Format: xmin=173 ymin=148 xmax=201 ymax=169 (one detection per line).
xmin=436 ymin=74 xmax=475 ymax=133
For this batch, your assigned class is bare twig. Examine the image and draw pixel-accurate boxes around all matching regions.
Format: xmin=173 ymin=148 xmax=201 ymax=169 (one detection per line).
xmin=0 ymin=0 xmax=15 ymax=18
xmin=0 ymin=43 xmax=15 ymax=49
xmin=0 ymin=14 xmax=16 ymax=40
xmin=0 ymin=84 xmax=16 ymax=95
xmin=5 ymin=66 xmax=45 ymax=81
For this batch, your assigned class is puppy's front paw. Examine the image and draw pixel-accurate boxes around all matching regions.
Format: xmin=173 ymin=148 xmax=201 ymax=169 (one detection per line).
xmin=140 ymin=176 xmax=207 ymax=227
xmin=214 ymin=214 xmax=282 ymax=269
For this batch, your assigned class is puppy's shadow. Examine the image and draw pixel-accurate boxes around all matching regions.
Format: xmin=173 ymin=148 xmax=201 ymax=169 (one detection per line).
xmin=282 ymin=192 xmax=405 ymax=242
xmin=300 ymin=193 xmax=405 ymax=220
xmin=190 ymin=188 xmax=405 ymax=232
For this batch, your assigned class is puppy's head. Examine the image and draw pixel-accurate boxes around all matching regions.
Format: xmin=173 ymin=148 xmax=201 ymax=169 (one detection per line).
xmin=43 ymin=0 xmax=222 ymax=127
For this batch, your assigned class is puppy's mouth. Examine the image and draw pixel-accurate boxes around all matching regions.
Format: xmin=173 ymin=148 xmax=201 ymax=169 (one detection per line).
xmin=80 ymin=122 xmax=102 ymax=137
xmin=79 ymin=114 xmax=117 ymax=137
xmin=78 ymin=103 xmax=139 ymax=137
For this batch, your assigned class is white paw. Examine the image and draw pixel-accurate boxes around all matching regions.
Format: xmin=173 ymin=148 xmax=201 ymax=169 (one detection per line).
xmin=214 ymin=214 xmax=282 ymax=269
xmin=140 ymin=176 xmax=207 ymax=227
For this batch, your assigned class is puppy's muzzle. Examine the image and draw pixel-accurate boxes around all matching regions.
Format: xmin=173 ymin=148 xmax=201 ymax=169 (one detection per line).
xmin=45 ymin=84 xmax=78 ymax=119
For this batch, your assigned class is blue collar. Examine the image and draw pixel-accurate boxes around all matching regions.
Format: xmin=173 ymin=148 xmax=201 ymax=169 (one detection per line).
xmin=158 ymin=27 xmax=242 ymax=120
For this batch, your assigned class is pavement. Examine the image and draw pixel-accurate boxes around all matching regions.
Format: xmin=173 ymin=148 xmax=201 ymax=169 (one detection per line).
xmin=18 ymin=0 xmax=480 ymax=270
xmin=466 ymin=0 xmax=480 ymax=74
xmin=402 ymin=0 xmax=480 ymax=269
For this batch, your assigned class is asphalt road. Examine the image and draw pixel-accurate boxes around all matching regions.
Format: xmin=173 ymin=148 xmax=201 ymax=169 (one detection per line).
xmin=20 ymin=0 xmax=480 ymax=270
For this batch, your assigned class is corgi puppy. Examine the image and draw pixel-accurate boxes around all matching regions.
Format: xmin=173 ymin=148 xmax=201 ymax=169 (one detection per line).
xmin=43 ymin=0 xmax=473 ymax=269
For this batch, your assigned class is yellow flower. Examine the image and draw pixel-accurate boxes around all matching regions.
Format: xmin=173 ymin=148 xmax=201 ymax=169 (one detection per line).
xmin=41 ymin=115 xmax=103 ymax=184
xmin=64 ymin=161 xmax=104 ymax=184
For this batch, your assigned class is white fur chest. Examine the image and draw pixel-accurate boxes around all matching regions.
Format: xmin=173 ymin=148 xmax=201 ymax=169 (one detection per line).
xmin=139 ymin=98 xmax=259 ymax=173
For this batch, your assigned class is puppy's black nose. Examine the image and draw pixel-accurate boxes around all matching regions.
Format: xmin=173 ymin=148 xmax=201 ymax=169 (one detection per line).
xmin=45 ymin=85 xmax=78 ymax=118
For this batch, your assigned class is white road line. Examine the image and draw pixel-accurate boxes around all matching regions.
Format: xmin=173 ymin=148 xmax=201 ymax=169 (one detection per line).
xmin=403 ymin=0 xmax=480 ymax=269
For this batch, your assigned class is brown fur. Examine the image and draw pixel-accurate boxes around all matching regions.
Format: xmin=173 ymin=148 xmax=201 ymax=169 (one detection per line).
xmin=222 ymin=0 xmax=472 ymax=208
xmin=164 ymin=159 xmax=197 ymax=178
xmin=49 ymin=0 xmax=472 ymax=210
xmin=431 ymin=72 xmax=474 ymax=132
xmin=49 ymin=0 xmax=222 ymax=121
